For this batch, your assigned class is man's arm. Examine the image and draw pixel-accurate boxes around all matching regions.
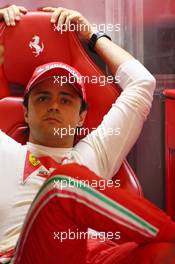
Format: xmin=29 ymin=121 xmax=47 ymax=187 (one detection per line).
xmin=42 ymin=8 xmax=156 ymax=178
xmin=0 ymin=5 xmax=27 ymax=26
xmin=42 ymin=7 xmax=133 ymax=75
xmin=42 ymin=7 xmax=156 ymax=178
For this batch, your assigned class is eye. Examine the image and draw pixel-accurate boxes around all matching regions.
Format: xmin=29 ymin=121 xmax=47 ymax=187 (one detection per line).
xmin=60 ymin=97 xmax=71 ymax=105
xmin=37 ymin=95 xmax=49 ymax=102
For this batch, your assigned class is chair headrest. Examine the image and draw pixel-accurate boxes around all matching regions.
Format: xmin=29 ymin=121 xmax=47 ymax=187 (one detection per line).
xmin=1 ymin=12 xmax=72 ymax=86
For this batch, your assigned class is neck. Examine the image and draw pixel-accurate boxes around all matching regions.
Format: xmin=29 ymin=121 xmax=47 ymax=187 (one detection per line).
xmin=29 ymin=135 xmax=74 ymax=148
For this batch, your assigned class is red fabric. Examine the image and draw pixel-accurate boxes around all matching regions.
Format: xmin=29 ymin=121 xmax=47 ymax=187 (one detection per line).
xmin=10 ymin=163 xmax=175 ymax=264
xmin=87 ymin=240 xmax=175 ymax=264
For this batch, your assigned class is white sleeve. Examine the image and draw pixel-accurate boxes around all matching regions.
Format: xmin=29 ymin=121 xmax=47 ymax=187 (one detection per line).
xmin=75 ymin=59 xmax=156 ymax=179
xmin=0 ymin=129 xmax=20 ymax=148
xmin=0 ymin=129 xmax=24 ymax=161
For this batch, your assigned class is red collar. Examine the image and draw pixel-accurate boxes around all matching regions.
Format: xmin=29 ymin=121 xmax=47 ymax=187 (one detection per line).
xmin=23 ymin=151 xmax=64 ymax=183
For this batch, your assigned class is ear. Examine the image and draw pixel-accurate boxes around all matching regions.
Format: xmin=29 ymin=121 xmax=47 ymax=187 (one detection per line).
xmin=77 ymin=110 xmax=87 ymax=127
xmin=23 ymin=105 xmax=29 ymax=123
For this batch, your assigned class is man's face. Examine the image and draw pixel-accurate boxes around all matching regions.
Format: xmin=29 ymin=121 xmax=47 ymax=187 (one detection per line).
xmin=24 ymin=77 xmax=87 ymax=148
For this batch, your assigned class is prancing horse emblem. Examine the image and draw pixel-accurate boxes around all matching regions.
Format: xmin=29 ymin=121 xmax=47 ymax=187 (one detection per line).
xmin=29 ymin=35 xmax=44 ymax=57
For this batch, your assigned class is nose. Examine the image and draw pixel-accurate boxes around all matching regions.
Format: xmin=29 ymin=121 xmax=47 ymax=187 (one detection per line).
xmin=47 ymin=99 xmax=59 ymax=113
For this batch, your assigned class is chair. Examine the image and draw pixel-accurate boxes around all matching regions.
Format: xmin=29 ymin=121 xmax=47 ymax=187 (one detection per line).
xmin=0 ymin=11 xmax=143 ymax=196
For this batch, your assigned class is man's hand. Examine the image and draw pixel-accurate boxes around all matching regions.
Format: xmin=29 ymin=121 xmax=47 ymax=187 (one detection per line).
xmin=43 ymin=6 xmax=133 ymax=74
xmin=42 ymin=7 xmax=94 ymax=42
xmin=0 ymin=5 xmax=27 ymax=26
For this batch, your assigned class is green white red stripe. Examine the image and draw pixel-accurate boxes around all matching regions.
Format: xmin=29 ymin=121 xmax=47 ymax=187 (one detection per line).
xmin=32 ymin=174 xmax=159 ymax=237
xmin=15 ymin=173 xmax=160 ymax=262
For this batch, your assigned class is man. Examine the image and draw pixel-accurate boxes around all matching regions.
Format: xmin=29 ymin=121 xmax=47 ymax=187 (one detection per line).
xmin=0 ymin=5 xmax=175 ymax=264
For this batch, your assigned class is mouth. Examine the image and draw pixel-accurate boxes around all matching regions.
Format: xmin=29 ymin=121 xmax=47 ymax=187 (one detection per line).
xmin=43 ymin=117 xmax=62 ymax=123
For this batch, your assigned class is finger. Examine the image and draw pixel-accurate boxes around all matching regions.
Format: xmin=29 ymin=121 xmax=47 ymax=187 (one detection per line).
xmin=57 ymin=11 xmax=69 ymax=29
xmin=18 ymin=6 xmax=28 ymax=14
xmin=3 ymin=10 xmax=10 ymax=26
xmin=65 ymin=12 xmax=84 ymax=30
xmin=65 ymin=15 xmax=76 ymax=30
xmin=42 ymin=7 xmax=56 ymax=12
xmin=7 ymin=7 xmax=16 ymax=26
xmin=65 ymin=15 xmax=72 ymax=28
xmin=11 ymin=5 xmax=21 ymax=21
xmin=50 ymin=8 xmax=65 ymax=23
xmin=64 ymin=12 xmax=80 ymax=24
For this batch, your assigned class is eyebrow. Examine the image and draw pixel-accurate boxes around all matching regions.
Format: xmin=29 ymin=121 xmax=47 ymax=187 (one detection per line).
xmin=33 ymin=91 xmax=50 ymax=96
xmin=59 ymin=91 xmax=76 ymax=98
